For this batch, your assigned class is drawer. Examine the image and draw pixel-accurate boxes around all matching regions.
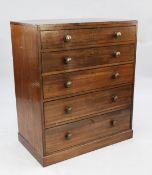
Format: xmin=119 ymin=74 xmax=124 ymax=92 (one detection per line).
xmin=44 ymin=85 xmax=132 ymax=128
xmin=41 ymin=26 xmax=136 ymax=50
xmin=42 ymin=44 xmax=135 ymax=74
xmin=43 ymin=63 xmax=134 ymax=99
xmin=45 ymin=108 xmax=131 ymax=154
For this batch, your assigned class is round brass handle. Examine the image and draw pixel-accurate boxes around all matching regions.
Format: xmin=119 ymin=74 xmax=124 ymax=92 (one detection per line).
xmin=112 ymin=95 xmax=118 ymax=102
xmin=114 ymin=32 xmax=122 ymax=39
xmin=64 ymin=81 xmax=72 ymax=88
xmin=65 ymin=106 xmax=72 ymax=114
xmin=64 ymin=57 xmax=72 ymax=64
xmin=65 ymin=132 xmax=72 ymax=140
xmin=113 ymin=51 xmax=121 ymax=58
xmin=111 ymin=120 xmax=117 ymax=127
xmin=64 ymin=35 xmax=72 ymax=42
xmin=112 ymin=72 xmax=120 ymax=79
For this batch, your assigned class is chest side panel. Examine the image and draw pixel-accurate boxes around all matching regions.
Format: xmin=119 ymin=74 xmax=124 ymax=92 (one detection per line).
xmin=11 ymin=24 xmax=43 ymax=156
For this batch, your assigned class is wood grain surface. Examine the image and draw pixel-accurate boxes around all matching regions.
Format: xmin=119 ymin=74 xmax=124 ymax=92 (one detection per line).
xmin=43 ymin=63 xmax=134 ymax=99
xmin=44 ymin=85 xmax=133 ymax=128
xmin=42 ymin=44 xmax=135 ymax=74
xmin=45 ymin=108 xmax=131 ymax=154
xmin=41 ymin=26 xmax=136 ymax=50
xmin=11 ymin=24 xmax=44 ymax=156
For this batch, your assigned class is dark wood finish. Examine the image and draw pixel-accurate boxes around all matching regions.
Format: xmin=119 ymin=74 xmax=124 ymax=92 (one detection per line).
xmin=44 ymin=85 xmax=132 ymax=128
xmin=40 ymin=26 xmax=136 ymax=50
xmin=43 ymin=64 xmax=134 ymax=99
xmin=11 ymin=24 xmax=44 ymax=156
xmin=42 ymin=44 xmax=135 ymax=74
xmin=45 ymin=108 xmax=131 ymax=154
xmin=10 ymin=19 xmax=137 ymax=167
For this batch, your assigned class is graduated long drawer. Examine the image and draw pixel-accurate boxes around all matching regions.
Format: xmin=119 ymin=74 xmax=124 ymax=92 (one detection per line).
xmin=42 ymin=44 xmax=135 ymax=74
xmin=45 ymin=108 xmax=131 ymax=155
xmin=40 ymin=26 xmax=136 ymax=50
xmin=43 ymin=63 xmax=134 ymax=99
xmin=44 ymin=85 xmax=132 ymax=128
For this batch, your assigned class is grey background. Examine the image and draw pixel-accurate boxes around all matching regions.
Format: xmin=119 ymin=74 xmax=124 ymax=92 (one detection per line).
xmin=0 ymin=0 xmax=152 ymax=174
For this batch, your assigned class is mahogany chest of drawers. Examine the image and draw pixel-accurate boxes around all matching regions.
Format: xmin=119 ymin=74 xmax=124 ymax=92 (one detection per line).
xmin=10 ymin=19 xmax=137 ymax=166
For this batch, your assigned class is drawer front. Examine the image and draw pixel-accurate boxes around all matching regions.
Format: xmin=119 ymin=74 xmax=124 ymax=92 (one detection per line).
xmin=45 ymin=108 xmax=131 ymax=154
xmin=43 ymin=64 xmax=134 ymax=99
xmin=41 ymin=26 xmax=136 ymax=50
xmin=42 ymin=44 xmax=135 ymax=74
xmin=44 ymin=85 xmax=132 ymax=128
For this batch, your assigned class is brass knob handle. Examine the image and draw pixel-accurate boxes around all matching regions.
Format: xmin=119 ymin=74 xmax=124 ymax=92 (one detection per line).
xmin=111 ymin=120 xmax=117 ymax=127
xmin=112 ymin=72 xmax=120 ymax=79
xmin=64 ymin=57 xmax=72 ymax=64
xmin=65 ymin=106 xmax=72 ymax=114
xmin=113 ymin=51 xmax=121 ymax=57
xmin=65 ymin=132 xmax=72 ymax=140
xmin=64 ymin=81 xmax=72 ymax=88
xmin=64 ymin=35 xmax=72 ymax=42
xmin=114 ymin=32 xmax=122 ymax=39
xmin=112 ymin=96 xmax=118 ymax=102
